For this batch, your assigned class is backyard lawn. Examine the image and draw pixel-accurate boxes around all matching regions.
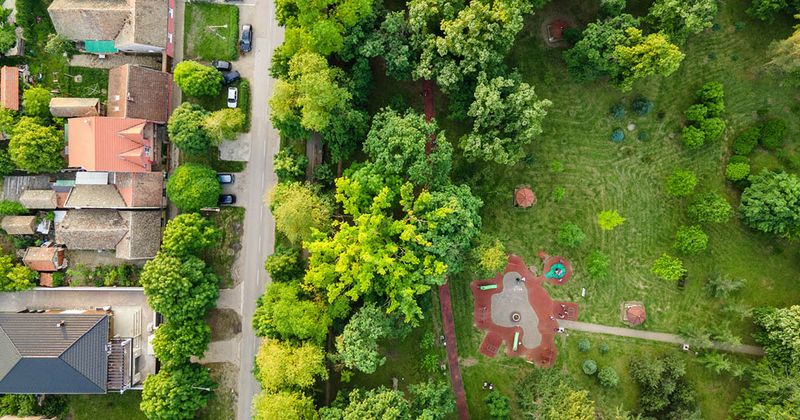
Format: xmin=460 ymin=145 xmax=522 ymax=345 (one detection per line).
xmin=184 ymin=3 xmax=240 ymax=61
xmin=67 ymin=392 xmax=145 ymax=420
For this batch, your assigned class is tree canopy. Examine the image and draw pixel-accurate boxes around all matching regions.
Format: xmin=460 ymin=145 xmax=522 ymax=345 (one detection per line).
xmin=151 ymin=321 xmax=211 ymax=367
xmin=0 ymin=254 xmax=35 ymax=292
xmin=612 ymin=27 xmax=684 ymax=90
xmin=646 ymin=0 xmax=718 ymax=43
xmin=166 ymin=164 xmax=222 ymax=212
xmin=203 ymin=108 xmax=246 ymax=144
xmin=739 ymin=171 xmax=800 ymax=238
xmin=333 ymin=303 xmax=393 ymax=374
xmin=168 ymin=103 xmax=211 ymax=154
xmin=252 ymin=281 xmax=331 ymax=344
xmin=160 ymin=213 xmax=220 ymax=257
xmin=140 ymin=363 xmax=215 ymax=420
xmin=267 ymin=182 xmax=333 ymax=245
xmin=253 ymin=391 xmax=318 ymax=420
xmin=8 ymin=117 xmax=64 ymax=173
xmin=255 ymin=339 xmax=328 ymax=392
xmin=22 ymin=87 xmax=51 ymax=118
xmin=140 ymin=254 xmax=219 ymax=323
xmin=173 ymin=61 xmax=223 ymax=97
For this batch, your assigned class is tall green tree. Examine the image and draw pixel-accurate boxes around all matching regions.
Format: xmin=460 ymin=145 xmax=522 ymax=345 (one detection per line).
xmin=252 ymin=281 xmax=331 ymax=344
xmin=768 ymin=25 xmax=800 ymax=86
xmin=140 ymin=254 xmax=219 ymax=323
xmin=320 ymin=107 xmax=369 ymax=163
xmin=364 ymin=109 xmax=451 ymax=186
xmin=753 ymin=305 xmax=800 ymax=364
xmin=274 ymin=0 xmax=374 ymax=56
xmin=140 ymin=363 xmax=216 ymax=420
xmin=173 ymin=61 xmax=223 ymax=97
xmin=731 ymin=358 xmax=800 ymax=419
xmin=651 ymin=253 xmax=686 ymax=281
xmin=646 ymin=0 xmax=718 ymax=43
xmin=253 ymin=391 xmax=318 ymax=420
xmin=160 ymin=213 xmax=220 ymax=257
xmin=612 ymin=28 xmax=684 ymax=90
xmin=151 ymin=321 xmax=211 ymax=367
xmin=342 ymin=387 xmax=411 ymax=419
xmin=748 ymin=0 xmax=800 ymax=21
xmin=168 ymin=103 xmax=211 ymax=154
xmin=460 ymin=73 xmax=551 ymax=165
xmin=739 ymin=171 xmax=800 ymax=238
xmin=8 ymin=117 xmax=64 ymax=173
xmin=333 ymin=303 xmax=393 ymax=374
xmin=203 ymin=108 xmax=246 ymax=144
xmin=409 ymin=380 xmax=456 ymax=419
xmin=166 ymin=164 xmax=222 ymax=212
xmin=255 ymin=339 xmax=328 ymax=392
xmin=0 ymin=253 xmax=35 ymax=291
xmin=22 ymin=87 xmax=51 ymax=118
xmin=267 ymin=182 xmax=333 ymax=245
xmin=630 ymin=354 xmax=698 ymax=418
xmin=564 ymin=14 xmax=640 ymax=81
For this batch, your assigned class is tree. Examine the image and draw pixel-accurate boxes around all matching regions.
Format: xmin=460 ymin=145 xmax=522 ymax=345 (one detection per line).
xmin=582 ymin=359 xmax=598 ymax=375
xmin=334 ymin=303 xmax=393 ymax=374
xmin=578 ymin=337 xmax=592 ymax=352
xmin=342 ymin=387 xmax=411 ymax=419
xmin=651 ymin=253 xmax=686 ymax=281
xmin=598 ymin=210 xmax=625 ymax=230
xmin=601 ymin=0 xmax=627 ymax=16
xmin=44 ymin=34 xmax=73 ymax=56
xmin=586 ymin=251 xmax=610 ymax=279
xmin=321 ymin=107 xmax=369 ymax=163
xmin=748 ymin=0 xmax=800 ymax=21
xmin=731 ymin=357 xmax=800 ymax=419
xmin=681 ymin=125 xmax=706 ymax=149
xmin=0 ymin=148 xmax=15 ymax=176
xmin=166 ymin=164 xmax=222 ymax=212
xmin=273 ymin=149 xmax=308 ymax=182
xmin=700 ymin=117 xmax=726 ymax=141
xmin=264 ymin=246 xmax=304 ymax=282
xmin=726 ymin=162 xmax=750 ymax=181
xmin=564 ymin=14 xmax=640 ymax=82
xmin=485 ymin=390 xmax=511 ymax=419
xmin=558 ymin=222 xmax=586 ymax=248
xmin=252 ymin=391 xmax=318 ymax=420
xmin=140 ymin=254 xmax=219 ymax=323
xmin=547 ymin=390 xmax=595 ymax=420
xmin=0 ymin=14 xmax=16 ymax=53
xmin=173 ymin=61 xmax=223 ymax=97
xmin=698 ymin=81 xmax=725 ymax=116
xmin=705 ymin=273 xmax=746 ymax=298
xmin=0 ymin=200 xmax=27 ymax=215
xmin=274 ymin=0 xmax=373 ymax=56
xmin=22 ymin=87 xmax=51 ymax=118
xmin=0 ymin=253 xmax=35 ymax=291
xmin=409 ymin=380 xmax=455 ymax=420
xmin=8 ymin=117 xmax=64 ymax=173
xmin=203 ymin=108 xmax=246 ymax=144
xmin=160 ymin=213 xmax=220 ymax=257
xmin=732 ymin=127 xmax=760 ymax=155
xmin=684 ymin=104 xmax=708 ymax=122
xmin=267 ymin=182 xmax=333 ymax=245
xmin=255 ymin=339 xmax=328 ymax=392
xmin=688 ymin=192 xmax=732 ymax=223
xmin=646 ymin=0 xmax=718 ymax=43
xmin=460 ymin=73 xmax=552 ymax=165
xmin=140 ymin=363 xmax=215 ymax=420
xmin=759 ymin=118 xmax=788 ymax=150
xmin=474 ymin=237 xmax=507 ymax=276
xmin=168 ymin=103 xmax=211 ymax=154
xmin=0 ymin=107 xmax=17 ymax=136
xmin=612 ymin=27 xmax=685 ymax=90
xmin=270 ymin=51 xmax=350 ymax=132
xmin=598 ymin=366 xmax=619 ymax=387
xmin=665 ymin=169 xmax=697 ymax=197
xmin=753 ymin=305 xmax=800 ymax=364
xmin=252 ymin=281 xmax=331 ymax=344
xmin=739 ymin=171 xmax=800 ymax=238
xmin=767 ymin=25 xmax=800 ymax=86
xmin=364 ymin=109 xmax=451 ymax=186
xmin=151 ymin=321 xmax=211 ymax=367
xmin=630 ymin=354 xmax=698 ymax=418
xmin=673 ymin=225 xmax=708 ymax=255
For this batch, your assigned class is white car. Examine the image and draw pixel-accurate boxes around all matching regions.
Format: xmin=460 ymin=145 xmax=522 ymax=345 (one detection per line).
xmin=227 ymin=86 xmax=238 ymax=108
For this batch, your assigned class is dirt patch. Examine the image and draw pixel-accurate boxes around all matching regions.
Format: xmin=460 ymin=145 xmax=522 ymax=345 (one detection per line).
xmin=198 ymin=362 xmax=238 ymax=420
xmin=205 ymin=308 xmax=242 ymax=341
xmin=461 ymin=357 xmax=478 ymax=367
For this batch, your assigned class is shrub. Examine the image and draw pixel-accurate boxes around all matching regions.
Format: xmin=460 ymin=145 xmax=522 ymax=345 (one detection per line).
xmin=484 ymin=391 xmax=511 ymax=420
xmin=598 ymin=366 xmax=619 ymax=387
xmin=684 ymin=104 xmax=708 ymax=122
xmin=166 ymin=163 xmax=222 ymax=212
xmin=274 ymin=149 xmax=308 ymax=182
xmin=705 ymin=274 xmax=745 ymax=298
xmin=552 ymin=186 xmax=566 ymax=202
xmin=665 ymin=169 xmax=697 ymax=197
xmin=578 ymin=338 xmax=591 ymax=352
xmin=597 ymin=210 xmax=625 ymax=230
xmin=586 ymin=250 xmax=610 ymax=279
xmin=599 ymin=343 xmax=610 ymax=354
xmin=550 ymin=160 xmax=564 ymax=173
xmin=726 ymin=162 xmax=750 ymax=181
xmin=632 ymin=97 xmax=653 ymax=116
xmin=673 ymin=225 xmax=708 ymax=255
xmin=700 ymin=117 xmax=726 ymax=141
xmin=688 ymin=192 xmax=732 ymax=224
xmin=0 ymin=200 xmax=27 ymax=215
xmin=651 ymin=253 xmax=686 ymax=281
xmin=600 ymin=0 xmax=626 ymax=16
xmin=22 ymin=87 xmax=51 ymax=118
xmin=558 ymin=222 xmax=586 ymax=248
xmin=638 ymin=130 xmax=650 ymax=141
xmin=682 ymin=125 xmax=705 ymax=149
xmin=582 ymin=359 xmax=598 ymax=375
xmin=732 ymin=127 xmax=759 ymax=155
xmin=610 ymin=103 xmax=625 ymax=119
xmin=313 ymin=163 xmax=335 ymax=185
xmin=698 ymin=82 xmax=725 ymax=116
xmin=611 ymin=128 xmax=625 ymax=142
xmin=474 ymin=238 xmax=507 ymax=276
xmin=759 ymin=119 xmax=787 ymax=150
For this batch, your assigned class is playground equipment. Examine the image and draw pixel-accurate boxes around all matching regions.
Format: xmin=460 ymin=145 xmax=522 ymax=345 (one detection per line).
xmin=479 ymin=284 xmax=498 ymax=291
xmin=513 ymin=331 xmax=520 ymax=351
xmin=545 ymin=263 xmax=567 ymax=280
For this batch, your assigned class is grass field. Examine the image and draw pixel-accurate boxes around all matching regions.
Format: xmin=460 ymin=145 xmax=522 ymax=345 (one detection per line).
xmin=67 ymin=392 xmax=145 ymax=420
xmin=184 ymin=3 xmax=240 ymax=61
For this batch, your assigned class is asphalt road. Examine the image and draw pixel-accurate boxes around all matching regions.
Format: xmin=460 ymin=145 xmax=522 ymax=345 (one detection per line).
xmin=234 ymin=1 xmax=282 ymax=419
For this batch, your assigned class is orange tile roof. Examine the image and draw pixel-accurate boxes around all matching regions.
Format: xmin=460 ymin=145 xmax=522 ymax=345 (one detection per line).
xmin=67 ymin=117 xmax=154 ymax=172
xmin=24 ymin=246 xmax=62 ymax=272
xmin=1 ymin=66 xmax=19 ymax=111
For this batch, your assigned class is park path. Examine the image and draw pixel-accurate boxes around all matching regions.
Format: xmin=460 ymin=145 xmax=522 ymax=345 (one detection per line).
xmin=558 ymin=320 xmax=764 ymax=356
xmin=439 ymin=282 xmax=469 ymax=420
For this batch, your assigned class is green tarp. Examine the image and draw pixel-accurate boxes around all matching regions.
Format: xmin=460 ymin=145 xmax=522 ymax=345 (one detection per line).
xmin=83 ymin=40 xmax=117 ymax=54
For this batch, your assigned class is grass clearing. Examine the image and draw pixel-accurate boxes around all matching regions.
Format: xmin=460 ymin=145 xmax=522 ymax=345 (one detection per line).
xmin=67 ymin=392 xmax=145 ymax=420
xmin=198 ymin=362 xmax=238 ymax=420
xmin=184 ymin=3 xmax=240 ymax=61
xmin=181 ymin=146 xmax=246 ymax=172
xmin=201 ymin=206 xmax=244 ymax=288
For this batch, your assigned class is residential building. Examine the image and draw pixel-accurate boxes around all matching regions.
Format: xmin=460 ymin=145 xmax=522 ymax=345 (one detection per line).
xmin=55 ymin=209 xmax=161 ymax=259
xmin=47 ymin=0 xmax=168 ymax=55
xmin=67 ymin=117 xmax=161 ymax=173
xmin=0 ymin=311 xmax=140 ymax=394
xmin=19 ymin=189 xmax=58 ymax=210
xmin=1 ymin=66 xmax=19 ymax=111
xmin=49 ymin=97 xmax=101 ymax=118
xmin=23 ymin=245 xmax=67 ymax=272
xmin=107 ymin=65 xmax=170 ymax=123
xmin=1 ymin=216 xmax=36 ymax=235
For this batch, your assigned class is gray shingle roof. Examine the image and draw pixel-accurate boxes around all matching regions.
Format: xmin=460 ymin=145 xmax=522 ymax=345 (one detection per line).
xmin=0 ymin=313 xmax=109 ymax=394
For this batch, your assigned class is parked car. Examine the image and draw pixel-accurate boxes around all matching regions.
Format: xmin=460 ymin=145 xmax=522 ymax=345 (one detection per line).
xmin=219 ymin=194 xmax=236 ymax=205
xmin=221 ymin=70 xmax=240 ymax=84
xmin=227 ymin=86 xmax=238 ymax=108
xmin=217 ymin=173 xmax=235 ymax=184
xmin=212 ymin=60 xmax=232 ymax=71
xmin=240 ymin=24 xmax=252 ymax=53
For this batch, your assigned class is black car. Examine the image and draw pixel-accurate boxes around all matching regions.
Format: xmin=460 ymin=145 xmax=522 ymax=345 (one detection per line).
xmin=221 ymin=70 xmax=240 ymax=84
xmin=219 ymin=194 xmax=236 ymax=205
xmin=212 ymin=60 xmax=232 ymax=71
xmin=217 ymin=173 xmax=235 ymax=184
xmin=240 ymin=24 xmax=252 ymax=53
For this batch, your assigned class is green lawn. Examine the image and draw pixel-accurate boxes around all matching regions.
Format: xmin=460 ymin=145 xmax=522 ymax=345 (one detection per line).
xmin=67 ymin=392 xmax=145 ymax=420
xmin=201 ymin=206 xmax=245 ymax=288
xmin=184 ymin=3 xmax=240 ymax=61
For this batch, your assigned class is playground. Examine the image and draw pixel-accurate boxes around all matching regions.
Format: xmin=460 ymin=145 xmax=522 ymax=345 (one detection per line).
xmin=471 ymin=253 xmax=578 ymax=367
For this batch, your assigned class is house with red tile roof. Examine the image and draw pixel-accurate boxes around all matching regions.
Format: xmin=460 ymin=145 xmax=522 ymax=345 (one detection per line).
xmin=67 ymin=117 xmax=160 ymax=173
xmin=1 ymin=66 xmax=19 ymax=111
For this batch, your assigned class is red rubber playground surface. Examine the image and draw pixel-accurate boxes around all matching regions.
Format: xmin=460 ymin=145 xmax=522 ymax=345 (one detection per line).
xmin=471 ymin=253 xmax=579 ymax=367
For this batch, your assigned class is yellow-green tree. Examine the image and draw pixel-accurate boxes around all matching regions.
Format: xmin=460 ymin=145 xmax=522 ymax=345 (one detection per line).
xmin=597 ymin=210 xmax=625 ymax=230
xmin=613 ymin=28 xmax=684 ymax=90
xmin=255 ymin=339 xmax=328 ymax=392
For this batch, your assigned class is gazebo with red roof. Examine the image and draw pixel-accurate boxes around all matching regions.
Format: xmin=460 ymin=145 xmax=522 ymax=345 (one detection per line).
xmin=547 ymin=19 xmax=569 ymax=42
xmin=514 ymin=186 xmax=537 ymax=208
xmin=622 ymin=302 xmax=646 ymax=326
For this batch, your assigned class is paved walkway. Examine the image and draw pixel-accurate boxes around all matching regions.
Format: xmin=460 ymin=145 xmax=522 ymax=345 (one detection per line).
xmin=558 ymin=320 xmax=764 ymax=356
xmin=439 ymin=282 xmax=469 ymax=420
